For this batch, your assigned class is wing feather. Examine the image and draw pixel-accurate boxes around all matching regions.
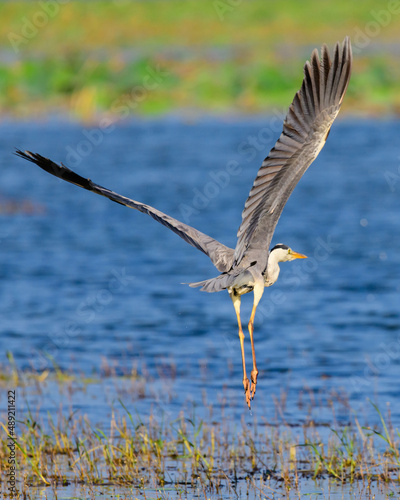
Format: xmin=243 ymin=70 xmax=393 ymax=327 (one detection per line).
xmin=15 ymin=150 xmax=234 ymax=272
xmin=233 ymin=37 xmax=352 ymax=268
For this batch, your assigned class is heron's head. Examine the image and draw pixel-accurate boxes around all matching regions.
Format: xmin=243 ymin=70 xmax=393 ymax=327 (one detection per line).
xmin=270 ymin=244 xmax=307 ymax=263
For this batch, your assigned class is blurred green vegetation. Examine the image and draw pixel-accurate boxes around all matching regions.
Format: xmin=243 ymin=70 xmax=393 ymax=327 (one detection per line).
xmin=1 ymin=1 xmax=400 ymax=120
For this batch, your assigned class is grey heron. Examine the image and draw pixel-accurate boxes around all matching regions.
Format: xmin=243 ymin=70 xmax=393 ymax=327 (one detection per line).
xmin=16 ymin=37 xmax=352 ymax=408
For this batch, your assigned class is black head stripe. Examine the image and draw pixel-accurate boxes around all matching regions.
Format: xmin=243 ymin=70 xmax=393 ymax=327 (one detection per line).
xmin=271 ymin=244 xmax=289 ymax=252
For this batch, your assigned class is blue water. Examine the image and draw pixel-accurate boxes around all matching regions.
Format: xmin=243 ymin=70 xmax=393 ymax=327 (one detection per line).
xmin=1 ymin=117 xmax=400 ymax=427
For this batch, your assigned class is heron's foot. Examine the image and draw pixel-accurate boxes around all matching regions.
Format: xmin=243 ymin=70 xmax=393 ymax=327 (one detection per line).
xmin=243 ymin=376 xmax=251 ymax=408
xmin=250 ymin=369 xmax=258 ymax=399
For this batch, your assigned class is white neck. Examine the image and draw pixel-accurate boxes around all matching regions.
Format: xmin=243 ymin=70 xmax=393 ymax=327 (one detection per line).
xmin=264 ymin=250 xmax=282 ymax=287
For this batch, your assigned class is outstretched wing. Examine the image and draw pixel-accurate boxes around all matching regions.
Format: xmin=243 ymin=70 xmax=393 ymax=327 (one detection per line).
xmin=234 ymin=37 xmax=352 ymax=268
xmin=15 ymin=150 xmax=234 ymax=272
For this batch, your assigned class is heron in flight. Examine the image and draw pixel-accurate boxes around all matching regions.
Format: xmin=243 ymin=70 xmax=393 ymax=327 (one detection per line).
xmin=16 ymin=37 xmax=352 ymax=408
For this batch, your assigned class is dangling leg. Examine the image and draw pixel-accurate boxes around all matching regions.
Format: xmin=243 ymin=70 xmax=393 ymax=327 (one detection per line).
xmin=230 ymin=291 xmax=251 ymax=408
xmin=248 ymin=280 xmax=264 ymax=399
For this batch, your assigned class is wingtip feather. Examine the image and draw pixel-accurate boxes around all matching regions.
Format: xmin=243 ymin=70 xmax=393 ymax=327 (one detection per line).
xmin=15 ymin=148 xmax=93 ymax=190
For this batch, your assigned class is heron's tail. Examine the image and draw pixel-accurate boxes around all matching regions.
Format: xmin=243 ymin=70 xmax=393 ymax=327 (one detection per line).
xmin=188 ymin=269 xmax=244 ymax=293
xmin=188 ymin=274 xmax=231 ymax=293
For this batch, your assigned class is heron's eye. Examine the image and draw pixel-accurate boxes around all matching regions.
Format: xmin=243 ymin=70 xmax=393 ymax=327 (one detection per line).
xmin=288 ymin=248 xmax=291 ymax=254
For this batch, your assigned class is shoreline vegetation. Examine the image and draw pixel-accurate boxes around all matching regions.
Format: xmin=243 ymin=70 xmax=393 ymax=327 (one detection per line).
xmin=1 ymin=2 xmax=400 ymax=121
xmin=0 ymin=363 xmax=400 ymax=498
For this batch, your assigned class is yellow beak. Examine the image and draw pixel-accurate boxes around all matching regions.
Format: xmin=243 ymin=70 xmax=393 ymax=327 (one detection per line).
xmin=291 ymin=251 xmax=308 ymax=259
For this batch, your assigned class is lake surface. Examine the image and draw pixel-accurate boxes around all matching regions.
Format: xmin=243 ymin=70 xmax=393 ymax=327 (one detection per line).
xmin=1 ymin=116 xmax=400 ymax=436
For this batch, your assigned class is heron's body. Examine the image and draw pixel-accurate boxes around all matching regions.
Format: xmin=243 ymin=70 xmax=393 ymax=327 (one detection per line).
xmin=205 ymin=244 xmax=304 ymax=297
xmin=16 ymin=37 xmax=352 ymax=408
